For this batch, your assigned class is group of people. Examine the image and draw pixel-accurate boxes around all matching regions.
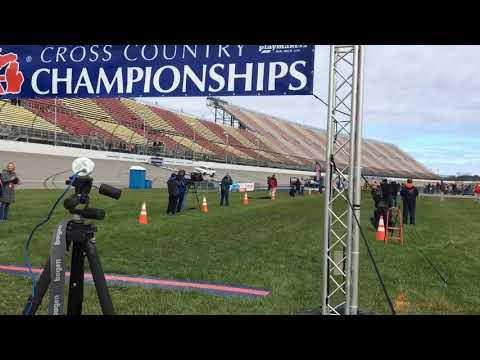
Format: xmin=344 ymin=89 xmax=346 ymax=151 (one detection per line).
xmin=0 ymin=162 xmax=20 ymax=221
xmin=166 ymin=170 xmax=234 ymax=214
xmin=424 ymin=181 xmax=480 ymax=197
xmin=370 ymin=178 xmax=419 ymax=229
xmin=166 ymin=170 xmax=188 ymax=215
xmin=289 ymin=178 xmax=305 ymax=197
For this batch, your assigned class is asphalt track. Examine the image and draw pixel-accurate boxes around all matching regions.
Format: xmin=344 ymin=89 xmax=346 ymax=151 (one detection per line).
xmin=0 ymin=151 xmax=307 ymax=189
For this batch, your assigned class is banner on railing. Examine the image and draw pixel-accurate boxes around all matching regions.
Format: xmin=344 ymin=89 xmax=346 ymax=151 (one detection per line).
xmin=0 ymin=45 xmax=315 ymax=99
xmin=230 ymin=183 xmax=255 ymax=192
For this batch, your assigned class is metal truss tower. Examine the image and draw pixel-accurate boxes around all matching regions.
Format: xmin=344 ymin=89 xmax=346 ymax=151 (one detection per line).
xmin=322 ymin=45 xmax=365 ymax=315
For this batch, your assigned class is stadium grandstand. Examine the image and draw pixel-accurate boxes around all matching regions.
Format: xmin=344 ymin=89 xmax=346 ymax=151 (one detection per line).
xmin=0 ymin=97 xmax=437 ymax=179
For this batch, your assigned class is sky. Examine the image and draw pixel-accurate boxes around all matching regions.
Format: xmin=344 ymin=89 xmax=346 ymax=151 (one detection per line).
xmin=140 ymin=46 xmax=480 ymax=176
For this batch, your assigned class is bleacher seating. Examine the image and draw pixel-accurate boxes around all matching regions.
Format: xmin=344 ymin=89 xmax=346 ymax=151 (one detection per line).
xmin=0 ymin=96 xmax=436 ymax=178
xmin=0 ymin=101 xmax=64 ymax=133
xmin=60 ymin=99 xmax=146 ymax=145
xmin=120 ymin=98 xmax=213 ymax=155
xmin=22 ymin=99 xmax=116 ymax=140
xmin=216 ymin=99 xmax=436 ymax=178
xmin=148 ymin=106 xmax=228 ymax=157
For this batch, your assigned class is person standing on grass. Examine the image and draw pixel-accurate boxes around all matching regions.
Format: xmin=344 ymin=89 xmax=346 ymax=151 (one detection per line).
xmin=166 ymin=173 xmax=180 ymax=215
xmin=391 ymin=181 xmax=400 ymax=207
xmin=400 ymin=178 xmax=419 ymax=225
xmin=176 ymin=170 xmax=187 ymax=213
xmin=268 ymin=174 xmax=278 ymax=199
xmin=220 ymin=173 xmax=233 ymax=206
xmin=474 ymin=183 xmax=480 ymax=203
xmin=0 ymin=162 xmax=20 ymax=221
xmin=295 ymin=178 xmax=301 ymax=196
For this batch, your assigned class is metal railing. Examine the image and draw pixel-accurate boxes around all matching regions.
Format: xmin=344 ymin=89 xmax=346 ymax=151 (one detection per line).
xmin=0 ymin=123 xmax=315 ymax=171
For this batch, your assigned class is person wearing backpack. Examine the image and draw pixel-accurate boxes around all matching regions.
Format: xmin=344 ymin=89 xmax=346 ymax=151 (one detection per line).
xmin=1 ymin=162 xmax=20 ymax=220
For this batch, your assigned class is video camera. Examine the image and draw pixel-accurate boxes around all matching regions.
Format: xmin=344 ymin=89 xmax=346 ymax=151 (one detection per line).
xmin=185 ymin=171 xmax=203 ymax=184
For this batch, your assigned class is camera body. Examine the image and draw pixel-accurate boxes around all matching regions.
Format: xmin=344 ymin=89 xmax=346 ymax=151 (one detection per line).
xmin=186 ymin=172 xmax=203 ymax=184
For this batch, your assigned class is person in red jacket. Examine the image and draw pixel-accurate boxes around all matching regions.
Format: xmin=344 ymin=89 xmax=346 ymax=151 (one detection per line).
xmin=474 ymin=183 xmax=480 ymax=203
xmin=268 ymin=174 xmax=278 ymax=199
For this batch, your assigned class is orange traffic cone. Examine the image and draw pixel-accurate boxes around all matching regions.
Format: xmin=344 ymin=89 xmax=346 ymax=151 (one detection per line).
xmin=243 ymin=191 xmax=249 ymax=205
xmin=376 ymin=215 xmax=386 ymax=241
xmin=202 ymin=195 xmax=209 ymax=213
xmin=138 ymin=202 xmax=148 ymax=225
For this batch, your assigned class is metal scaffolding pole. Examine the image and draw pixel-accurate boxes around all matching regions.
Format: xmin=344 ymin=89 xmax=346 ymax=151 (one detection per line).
xmin=322 ymin=45 xmax=365 ymax=315
xmin=54 ymin=97 xmax=57 ymax=147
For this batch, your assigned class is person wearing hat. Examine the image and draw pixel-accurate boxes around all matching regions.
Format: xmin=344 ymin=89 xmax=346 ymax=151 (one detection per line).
xmin=400 ymin=178 xmax=419 ymax=225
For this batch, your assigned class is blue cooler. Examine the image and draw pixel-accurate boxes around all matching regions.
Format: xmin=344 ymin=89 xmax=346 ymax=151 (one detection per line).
xmin=129 ymin=166 xmax=147 ymax=189
xmin=145 ymin=179 xmax=152 ymax=189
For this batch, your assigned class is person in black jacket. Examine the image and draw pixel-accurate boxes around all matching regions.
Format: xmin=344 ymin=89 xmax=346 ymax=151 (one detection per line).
xmin=391 ymin=181 xmax=401 ymax=207
xmin=380 ymin=179 xmax=393 ymax=208
xmin=370 ymin=182 xmax=387 ymax=228
xmin=166 ymin=173 xmax=180 ymax=215
xmin=220 ymin=173 xmax=233 ymax=206
xmin=295 ymin=178 xmax=302 ymax=196
xmin=400 ymin=178 xmax=419 ymax=225
xmin=176 ymin=170 xmax=187 ymax=213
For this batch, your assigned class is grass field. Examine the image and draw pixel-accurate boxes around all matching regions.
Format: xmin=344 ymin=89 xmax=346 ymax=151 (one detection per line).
xmin=1 ymin=188 xmax=479 ymax=315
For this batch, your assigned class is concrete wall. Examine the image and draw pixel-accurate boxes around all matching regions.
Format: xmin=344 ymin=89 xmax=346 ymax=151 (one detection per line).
xmin=0 ymin=140 xmax=317 ymax=189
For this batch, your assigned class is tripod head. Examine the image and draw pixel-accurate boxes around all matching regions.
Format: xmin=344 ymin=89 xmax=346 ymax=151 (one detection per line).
xmin=63 ymin=158 xmax=122 ymax=220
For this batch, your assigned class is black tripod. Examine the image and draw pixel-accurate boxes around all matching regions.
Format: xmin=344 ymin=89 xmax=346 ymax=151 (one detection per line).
xmin=23 ymin=215 xmax=114 ymax=315
xmin=186 ymin=181 xmax=201 ymax=210
xmin=23 ymin=175 xmax=121 ymax=315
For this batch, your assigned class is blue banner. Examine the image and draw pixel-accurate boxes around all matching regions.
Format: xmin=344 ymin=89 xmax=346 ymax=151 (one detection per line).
xmin=0 ymin=45 xmax=315 ymax=99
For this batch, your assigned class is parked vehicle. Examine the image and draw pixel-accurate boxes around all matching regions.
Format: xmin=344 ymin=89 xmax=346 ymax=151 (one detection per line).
xmin=194 ymin=166 xmax=216 ymax=177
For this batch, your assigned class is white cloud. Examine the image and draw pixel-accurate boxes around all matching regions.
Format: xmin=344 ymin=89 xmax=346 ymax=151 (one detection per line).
xmin=140 ymin=45 xmax=480 ymax=175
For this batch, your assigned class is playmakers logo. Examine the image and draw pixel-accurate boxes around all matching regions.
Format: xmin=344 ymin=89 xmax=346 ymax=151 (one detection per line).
xmin=259 ymin=45 xmax=309 ymax=54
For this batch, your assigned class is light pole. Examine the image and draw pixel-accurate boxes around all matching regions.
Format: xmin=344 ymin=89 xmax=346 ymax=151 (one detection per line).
xmin=54 ymin=97 xmax=57 ymax=147
xmin=225 ymin=132 xmax=229 ymax=163
xmin=193 ymin=127 xmax=196 ymax=161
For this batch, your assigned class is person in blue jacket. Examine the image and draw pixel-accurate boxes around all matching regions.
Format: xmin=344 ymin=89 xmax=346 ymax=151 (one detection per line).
xmin=176 ymin=170 xmax=187 ymax=213
xmin=400 ymin=178 xmax=419 ymax=225
xmin=166 ymin=173 xmax=180 ymax=215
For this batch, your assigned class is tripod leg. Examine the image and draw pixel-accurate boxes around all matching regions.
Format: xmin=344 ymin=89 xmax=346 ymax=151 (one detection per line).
xmin=86 ymin=239 xmax=115 ymax=315
xmin=67 ymin=242 xmax=86 ymax=315
xmin=22 ymin=258 xmax=51 ymax=315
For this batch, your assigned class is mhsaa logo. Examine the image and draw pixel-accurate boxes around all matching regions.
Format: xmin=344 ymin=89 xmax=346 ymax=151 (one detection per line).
xmin=0 ymin=50 xmax=24 ymax=96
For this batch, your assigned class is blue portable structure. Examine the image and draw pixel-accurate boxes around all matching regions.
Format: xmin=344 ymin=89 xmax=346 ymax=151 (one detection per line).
xmin=129 ymin=166 xmax=147 ymax=189
xmin=145 ymin=179 xmax=153 ymax=189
